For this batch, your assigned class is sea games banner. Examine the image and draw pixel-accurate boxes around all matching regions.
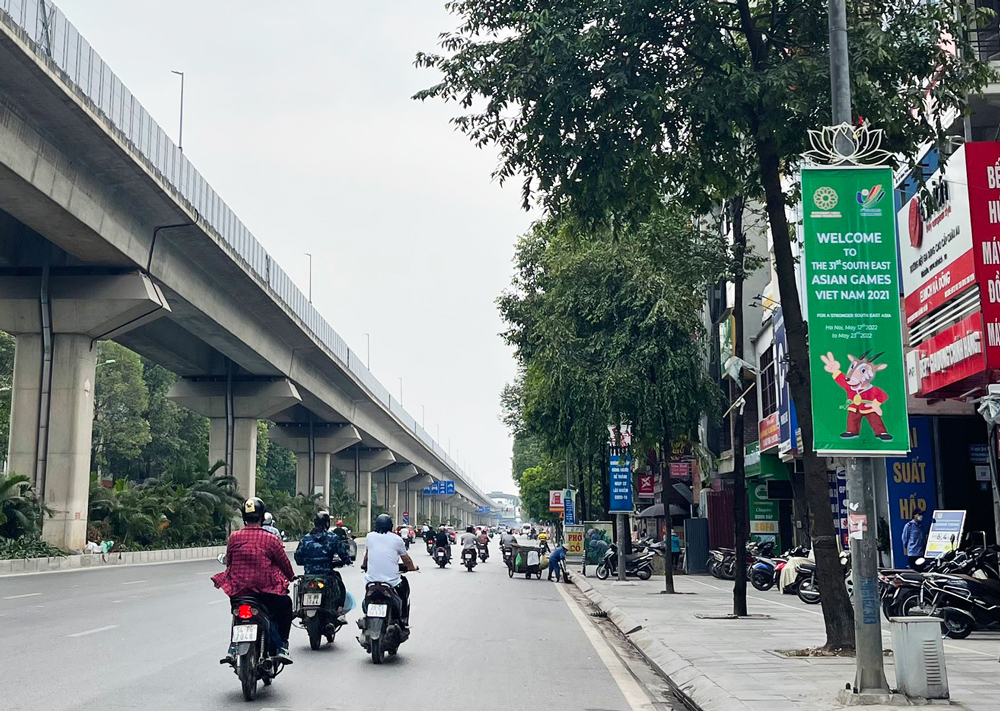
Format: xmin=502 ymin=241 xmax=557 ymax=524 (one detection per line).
xmin=801 ymin=166 xmax=909 ymax=456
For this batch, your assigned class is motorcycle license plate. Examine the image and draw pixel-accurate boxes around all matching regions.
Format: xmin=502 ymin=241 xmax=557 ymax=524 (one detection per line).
xmin=367 ymin=604 xmax=388 ymax=618
xmin=231 ymin=625 xmax=257 ymax=643
xmin=302 ymin=593 xmax=322 ymax=607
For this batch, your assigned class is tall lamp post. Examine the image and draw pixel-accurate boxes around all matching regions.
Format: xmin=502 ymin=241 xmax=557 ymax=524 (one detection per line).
xmin=171 ymin=71 xmax=185 ymax=152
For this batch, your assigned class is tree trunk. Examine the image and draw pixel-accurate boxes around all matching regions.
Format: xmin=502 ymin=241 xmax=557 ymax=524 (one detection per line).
xmin=756 ymin=134 xmax=855 ymax=649
xmin=661 ymin=436 xmax=676 ymax=594
xmin=731 ymin=197 xmax=749 ymax=617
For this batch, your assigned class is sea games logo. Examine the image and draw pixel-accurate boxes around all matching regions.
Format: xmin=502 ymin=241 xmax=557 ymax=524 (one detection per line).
xmin=810 ymin=186 xmax=841 ymax=219
xmin=856 ymin=184 xmax=885 ymax=218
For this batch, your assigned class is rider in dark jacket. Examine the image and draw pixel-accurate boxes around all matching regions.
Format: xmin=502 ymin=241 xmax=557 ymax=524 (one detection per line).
xmin=434 ymin=525 xmax=451 ymax=562
xmin=294 ymin=511 xmax=352 ymax=622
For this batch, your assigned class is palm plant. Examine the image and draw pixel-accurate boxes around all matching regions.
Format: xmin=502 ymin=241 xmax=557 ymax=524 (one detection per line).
xmin=0 ymin=472 xmax=53 ymax=539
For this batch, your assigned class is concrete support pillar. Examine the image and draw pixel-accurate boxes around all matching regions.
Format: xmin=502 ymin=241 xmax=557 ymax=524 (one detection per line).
xmin=2 ymin=273 xmax=170 ymax=551
xmin=358 ymin=470 xmax=372 ymax=535
xmin=169 ymin=379 xmax=301 ymax=498
xmin=269 ymin=425 xmax=361 ymax=507
xmin=375 ymin=477 xmax=387 ymax=512
xmin=387 ymin=482 xmax=400 ymax=522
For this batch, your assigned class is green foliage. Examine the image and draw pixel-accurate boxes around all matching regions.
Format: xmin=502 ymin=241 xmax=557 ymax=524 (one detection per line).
xmin=0 ymin=471 xmax=53 ymax=539
xmin=256 ymin=421 xmax=297 ymax=496
xmin=511 ymin=431 xmax=545 ymax=484
xmin=518 ymin=458 xmax=566 ymax=522
xmin=416 ymin=0 xmax=996 ymax=221
xmin=140 ymin=359 xmax=209 ymax=480
xmin=0 ymin=330 xmax=12 ymax=462
xmin=93 ymin=342 xmax=151 ymax=475
xmin=88 ymin=463 xmax=241 ymax=548
xmin=0 ymin=537 xmax=65 ymax=560
xmin=328 ymin=469 xmax=358 ymax=530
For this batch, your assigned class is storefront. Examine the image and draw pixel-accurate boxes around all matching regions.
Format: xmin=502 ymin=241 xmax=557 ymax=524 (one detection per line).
xmin=745 ymin=442 xmax=793 ymax=552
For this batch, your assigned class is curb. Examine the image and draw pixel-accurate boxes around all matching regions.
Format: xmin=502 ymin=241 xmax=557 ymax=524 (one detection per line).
xmin=570 ymin=573 xmax=751 ymax=711
xmin=0 ymin=541 xmax=297 ymax=577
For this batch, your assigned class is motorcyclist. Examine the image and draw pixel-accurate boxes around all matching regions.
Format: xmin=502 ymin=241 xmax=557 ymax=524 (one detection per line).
xmin=262 ymin=512 xmax=280 ymax=537
xmin=460 ymin=525 xmax=478 ymax=564
xmin=434 ymin=524 xmax=452 ymax=562
xmin=500 ymin=528 xmax=517 ymax=547
xmin=332 ymin=519 xmax=348 ymax=539
xmin=361 ymin=514 xmax=418 ymax=627
xmin=213 ymin=497 xmax=295 ymax=665
xmin=476 ymin=528 xmax=489 ymax=548
xmin=294 ymin=511 xmax=352 ymax=625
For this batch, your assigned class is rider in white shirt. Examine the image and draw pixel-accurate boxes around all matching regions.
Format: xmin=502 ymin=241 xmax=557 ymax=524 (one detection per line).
xmin=362 ymin=514 xmax=418 ymax=625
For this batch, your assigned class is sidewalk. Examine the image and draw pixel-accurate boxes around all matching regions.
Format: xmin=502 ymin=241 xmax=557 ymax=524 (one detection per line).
xmin=571 ymin=569 xmax=1000 ymax=711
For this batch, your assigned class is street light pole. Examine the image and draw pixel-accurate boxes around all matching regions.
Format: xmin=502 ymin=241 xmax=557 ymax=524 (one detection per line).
xmin=305 ymin=253 xmax=313 ymax=303
xmin=364 ymin=333 xmax=370 ymax=369
xmin=398 ymin=377 xmax=403 ymax=405
xmin=828 ymin=0 xmax=888 ymax=694
xmin=171 ymin=71 xmax=185 ymax=152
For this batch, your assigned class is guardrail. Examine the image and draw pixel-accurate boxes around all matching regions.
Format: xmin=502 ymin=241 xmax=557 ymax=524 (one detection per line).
xmin=0 ymin=0 xmax=486 ymax=501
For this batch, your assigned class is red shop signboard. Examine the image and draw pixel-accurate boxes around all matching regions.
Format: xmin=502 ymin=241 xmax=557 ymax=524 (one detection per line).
xmin=637 ymin=474 xmax=655 ymax=497
xmin=906 ymin=312 xmax=987 ymax=397
xmin=967 ymin=142 xmax=1000 ymax=367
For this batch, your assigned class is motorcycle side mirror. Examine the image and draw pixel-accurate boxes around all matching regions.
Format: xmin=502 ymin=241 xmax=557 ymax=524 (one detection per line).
xmin=217 ymin=553 xmax=227 ymax=565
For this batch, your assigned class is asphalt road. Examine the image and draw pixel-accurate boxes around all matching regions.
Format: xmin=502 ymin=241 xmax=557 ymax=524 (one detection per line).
xmin=0 ymin=539 xmax=647 ymax=711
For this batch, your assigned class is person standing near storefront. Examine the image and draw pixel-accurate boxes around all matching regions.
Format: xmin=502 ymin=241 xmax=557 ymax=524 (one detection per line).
xmin=902 ymin=511 xmax=926 ymax=569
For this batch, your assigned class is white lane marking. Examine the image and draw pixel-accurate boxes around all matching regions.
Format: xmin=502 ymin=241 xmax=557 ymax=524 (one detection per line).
xmin=689 ymin=577 xmax=999 ymax=658
xmin=67 ymin=624 xmax=118 ymax=638
xmin=207 ymin=598 xmax=228 ymax=605
xmin=120 ymin=580 xmax=146 ymax=585
xmin=2 ymin=592 xmax=42 ymax=599
xmin=555 ymin=582 xmax=655 ymax=711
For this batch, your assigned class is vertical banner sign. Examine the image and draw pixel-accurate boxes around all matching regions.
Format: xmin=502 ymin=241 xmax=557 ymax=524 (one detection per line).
xmin=885 ymin=417 xmax=937 ymax=567
xmin=965 ymin=142 xmax=1000 ymax=366
xmin=608 ymin=454 xmax=634 ymax=513
xmin=801 ymin=166 xmax=909 ymax=455
xmin=563 ymin=490 xmax=577 ymax=525
xmin=774 ymin=308 xmax=800 ymax=457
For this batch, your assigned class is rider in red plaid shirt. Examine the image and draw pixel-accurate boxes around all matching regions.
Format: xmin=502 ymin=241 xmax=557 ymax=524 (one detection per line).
xmin=213 ymin=497 xmax=296 ymax=664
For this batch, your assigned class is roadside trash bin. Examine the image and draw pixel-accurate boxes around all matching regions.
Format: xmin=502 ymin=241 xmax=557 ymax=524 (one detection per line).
xmin=890 ymin=616 xmax=949 ymax=699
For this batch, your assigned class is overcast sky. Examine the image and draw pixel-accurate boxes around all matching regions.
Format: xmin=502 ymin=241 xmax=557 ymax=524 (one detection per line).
xmin=55 ymin=0 xmax=532 ymax=495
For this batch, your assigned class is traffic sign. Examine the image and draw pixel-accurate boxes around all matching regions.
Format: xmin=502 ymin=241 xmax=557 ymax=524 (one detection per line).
xmin=476 ymin=505 xmax=492 ymax=514
xmin=402 ymin=510 xmax=409 ymax=524
xmin=422 ymin=480 xmax=456 ymax=496
xmin=563 ymin=489 xmax=577 ymax=525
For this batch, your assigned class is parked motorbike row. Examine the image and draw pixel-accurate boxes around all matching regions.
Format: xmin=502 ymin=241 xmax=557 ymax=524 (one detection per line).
xmin=593 ymin=537 xmax=668 ymax=580
xmin=709 ymin=543 xmax=854 ymax=606
xmin=879 ymin=544 xmax=1000 ymax=639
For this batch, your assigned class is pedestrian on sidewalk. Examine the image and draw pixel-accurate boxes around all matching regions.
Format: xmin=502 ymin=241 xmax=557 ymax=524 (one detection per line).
xmin=548 ymin=544 xmax=567 ymax=581
xmin=670 ymin=529 xmax=681 ymax=570
xmin=902 ymin=510 xmax=926 ymax=569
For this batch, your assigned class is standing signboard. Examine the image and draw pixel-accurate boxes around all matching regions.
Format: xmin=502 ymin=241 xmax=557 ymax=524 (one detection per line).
xmin=884 ymin=417 xmax=938 ymax=567
xmin=608 ymin=454 xmax=634 ymax=513
xmin=564 ymin=525 xmax=585 ymax=556
xmin=801 ymin=166 xmax=909 ymax=455
xmin=925 ymin=510 xmax=967 ymax=558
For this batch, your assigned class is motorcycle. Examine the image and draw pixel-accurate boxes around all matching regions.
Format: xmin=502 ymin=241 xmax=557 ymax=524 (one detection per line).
xmin=502 ymin=545 xmax=514 ymax=566
xmin=425 ymin=538 xmax=434 ymax=556
xmin=749 ymin=556 xmax=784 ymax=592
xmin=435 ymin=546 xmax=450 ymax=568
xmin=462 ymin=547 xmax=478 ymax=571
xmin=793 ymin=550 xmax=851 ymax=605
xmin=225 ymin=596 xmax=286 ymax=701
xmin=921 ymin=572 xmax=1000 ymax=639
xmin=295 ymin=571 xmax=345 ymax=650
xmin=596 ymin=543 xmax=653 ymax=581
xmin=477 ymin=542 xmax=489 ymax=562
xmin=357 ymin=564 xmax=410 ymax=663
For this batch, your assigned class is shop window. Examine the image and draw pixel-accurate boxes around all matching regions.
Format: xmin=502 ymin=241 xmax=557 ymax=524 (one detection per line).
xmin=760 ymin=346 xmax=777 ymax=417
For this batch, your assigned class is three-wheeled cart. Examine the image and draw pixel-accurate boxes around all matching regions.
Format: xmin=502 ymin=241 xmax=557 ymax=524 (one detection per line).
xmin=507 ymin=544 xmax=543 ymax=579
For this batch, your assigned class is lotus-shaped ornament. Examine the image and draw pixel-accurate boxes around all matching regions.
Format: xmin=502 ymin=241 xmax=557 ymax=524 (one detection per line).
xmin=802 ymin=122 xmax=892 ymax=166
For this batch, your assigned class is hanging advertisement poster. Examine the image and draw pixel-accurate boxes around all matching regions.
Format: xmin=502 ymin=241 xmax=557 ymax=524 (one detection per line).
xmin=608 ymin=454 xmax=634 ymax=513
xmin=774 ymin=308 xmax=801 ymax=458
xmin=885 ymin=417 xmax=938 ymax=567
xmin=801 ymin=166 xmax=909 ymax=455
xmin=548 ymin=490 xmax=564 ymax=513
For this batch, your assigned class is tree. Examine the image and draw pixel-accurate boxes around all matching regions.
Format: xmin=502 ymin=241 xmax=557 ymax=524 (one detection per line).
xmin=416 ymin=0 xmax=995 ymax=648
xmin=93 ymin=342 xmax=150 ymax=477
xmin=140 ymin=359 xmax=208 ymax=480
xmin=518 ymin=459 xmax=566 ymax=522
xmin=256 ymin=421 xmax=297 ymax=495
xmin=0 ymin=472 xmax=52 ymax=539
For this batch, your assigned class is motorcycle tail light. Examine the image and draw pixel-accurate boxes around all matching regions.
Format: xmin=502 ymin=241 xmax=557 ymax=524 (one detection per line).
xmin=238 ymin=604 xmax=254 ymax=619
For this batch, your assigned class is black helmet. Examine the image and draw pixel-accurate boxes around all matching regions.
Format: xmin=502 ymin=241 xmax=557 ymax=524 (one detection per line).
xmin=375 ymin=513 xmax=393 ymax=533
xmin=314 ymin=510 xmax=331 ymax=531
xmin=466 ymin=526 xmax=474 ymax=533
xmin=242 ymin=497 xmax=265 ymax=525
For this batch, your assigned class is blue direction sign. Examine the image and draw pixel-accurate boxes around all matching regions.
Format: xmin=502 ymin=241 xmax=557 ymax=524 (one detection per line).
xmin=476 ymin=505 xmax=492 ymax=514
xmin=608 ymin=455 xmax=633 ymax=513
xmin=563 ymin=489 xmax=577 ymax=525
xmin=423 ymin=480 xmax=456 ymax=496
